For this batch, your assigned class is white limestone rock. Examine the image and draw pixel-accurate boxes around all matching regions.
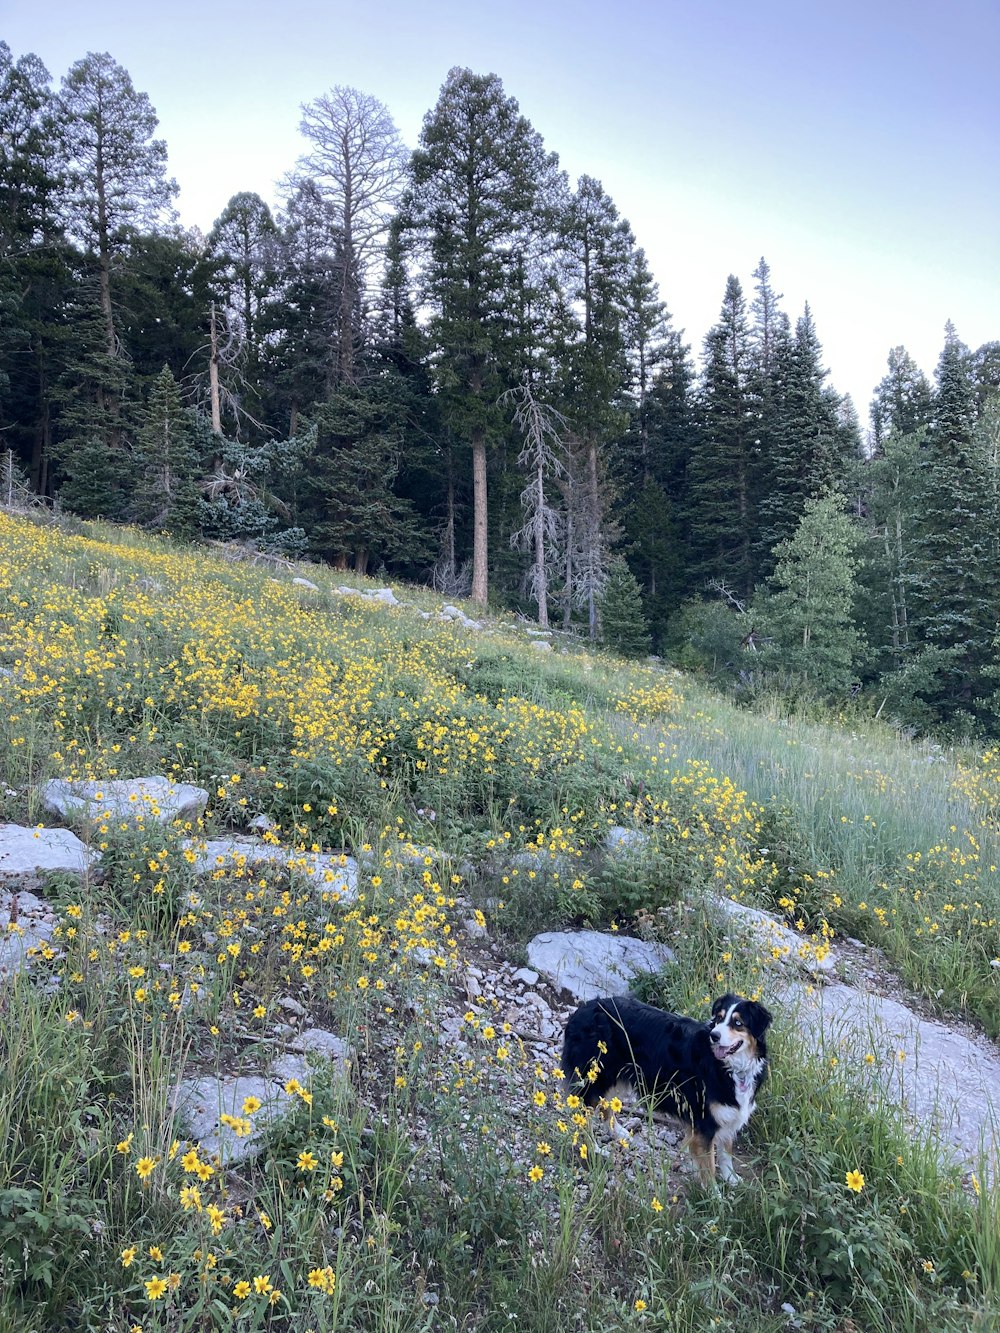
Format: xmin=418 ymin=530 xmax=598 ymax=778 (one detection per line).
xmin=526 ymin=929 xmax=674 ymax=1002
xmin=0 ymin=823 xmax=99 ymax=889
xmin=42 ymin=776 xmax=208 ymax=826
xmin=603 ymin=826 xmax=651 ymax=854
xmin=183 ymin=836 xmax=358 ymax=899
xmin=785 ymin=980 xmax=1000 ymax=1173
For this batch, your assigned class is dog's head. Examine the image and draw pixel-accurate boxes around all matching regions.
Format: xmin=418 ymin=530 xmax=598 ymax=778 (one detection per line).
xmin=709 ymin=993 xmax=772 ymax=1064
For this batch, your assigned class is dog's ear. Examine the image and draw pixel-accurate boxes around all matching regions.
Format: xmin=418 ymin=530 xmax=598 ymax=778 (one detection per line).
xmin=743 ymin=1000 xmax=773 ymax=1034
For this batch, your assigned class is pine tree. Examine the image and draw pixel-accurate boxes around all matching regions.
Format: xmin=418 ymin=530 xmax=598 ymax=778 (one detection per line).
xmin=271 ymin=179 xmax=341 ymax=431
xmin=555 ymin=176 xmax=636 ymax=636
xmin=756 ymin=304 xmax=859 ymax=567
xmin=399 ymin=68 xmax=558 ymax=607
xmin=304 ymin=381 xmax=432 ymax=573
xmin=754 ymin=492 xmax=863 ymax=695
xmin=0 ymin=43 xmax=71 ymax=494
xmin=869 ymin=346 xmax=933 ymax=452
xmin=687 ymin=276 xmax=757 ymax=599
xmin=599 ymin=559 xmax=651 ymax=658
xmin=129 ymin=366 xmax=202 ymax=537
xmin=908 ymin=323 xmax=996 ymax=722
xmin=207 ymin=192 xmax=280 ymax=435
xmin=855 ymin=429 xmax=924 ymax=676
xmin=57 ymin=53 xmax=177 ymax=454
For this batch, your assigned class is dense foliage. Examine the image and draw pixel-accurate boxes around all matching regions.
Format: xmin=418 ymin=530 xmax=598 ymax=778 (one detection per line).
xmin=2 ymin=45 xmax=999 ymax=734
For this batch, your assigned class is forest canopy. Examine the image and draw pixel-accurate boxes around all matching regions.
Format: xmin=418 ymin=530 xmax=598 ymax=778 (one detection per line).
xmin=2 ymin=45 xmax=998 ymax=735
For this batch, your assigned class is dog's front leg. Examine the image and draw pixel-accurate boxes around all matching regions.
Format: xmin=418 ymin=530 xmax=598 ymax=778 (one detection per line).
xmin=685 ymin=1130 xmax=716 ymax=1184
xmin=715 ymin=1135 xmax=739 ymax=1184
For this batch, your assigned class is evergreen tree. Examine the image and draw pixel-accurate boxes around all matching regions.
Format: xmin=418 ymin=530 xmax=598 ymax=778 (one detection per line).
xmin=207 ymin=192 xmax=280 ymax=435
xmin=56 ymin=52 xmax=177 ymax=453
xmin=54 ymin=267 xmax=131 ymax=517
xmin=756 ymin=304 xmax=858 ymax=567
xmin=869 ymin=345 xmax=933 ymax=452
xmin=129 ymin=365 xmax=202 ymax=537
xmin=748 ymin=256 xmax=790 ymax=384
xmin=908 ymin=323 xmax=996 ymax=723
xmin=622 ymin=247 xmax=673 ymax=472
xmin=599 ymin=559 xmax=651 ymax=658
xmin=0 ymin=43 xmax=71 ymax=494
xmin=116 ymin=228 xmax=215 ymax=394
xmin=400 ymin=67 xmax=557 ymax=606
xmin=970 ymin=341 xmax=1000 ymax=421
xmin=687 ymin=276 xmax=757 ymax=598
xmin=754 ymin=492 xmax=863 ymax=695
xmin=855 ymin=429 xmax=925 ymax=677
xmin=271 ymin=179 xmax=341 ymax=431
xmin=304 ymin=380 xmax=432 ymax=573
xmin=555 ymin=175 xmax=635 ymax=636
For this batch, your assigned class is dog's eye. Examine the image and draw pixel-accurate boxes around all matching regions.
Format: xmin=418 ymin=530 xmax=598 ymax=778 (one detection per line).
xmin=731 ymin=1017 xmax=743 ymax=1029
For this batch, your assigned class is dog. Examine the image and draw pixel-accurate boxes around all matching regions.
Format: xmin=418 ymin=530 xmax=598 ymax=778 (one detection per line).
xmin=561 ymin=992 xmax=772 ymax=1184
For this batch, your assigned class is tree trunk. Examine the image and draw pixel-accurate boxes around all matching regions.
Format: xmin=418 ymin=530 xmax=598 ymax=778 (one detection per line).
xmin=563 ymin=508 xmax=574 ymax=629
xmin=587 ymin=437 xmax=601 ymax=640
xmin=445 ymin=458 xmax=456 ymax=575
xmin=534 ymin=458 xmax=548 ymax=628
xmin=339 ymin=152 xmax=356 ymax=385
xmin=31 ymin=351 xmax=49 ymax=494
xmin=209 ymin=302 xmax=222 ymax=434
xmin=471 ymin=427 xmax=488 ymax=606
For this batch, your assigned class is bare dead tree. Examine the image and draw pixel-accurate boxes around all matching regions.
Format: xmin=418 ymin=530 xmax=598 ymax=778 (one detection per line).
xmin=503 ymin=380 xmax=567 ymax=629
xmin=706 ymin=579 xmax=747 ymax=614
xmin=296 ymin=87 xmax=408 ymax=385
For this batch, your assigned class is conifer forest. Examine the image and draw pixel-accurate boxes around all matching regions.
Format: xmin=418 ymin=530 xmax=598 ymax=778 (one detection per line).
xmin=2 ymin=47 xmax=999 ymax=737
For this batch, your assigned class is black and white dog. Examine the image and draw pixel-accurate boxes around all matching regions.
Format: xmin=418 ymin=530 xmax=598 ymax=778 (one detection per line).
xmin=561 ymin=992 xmax=772 ymax=1183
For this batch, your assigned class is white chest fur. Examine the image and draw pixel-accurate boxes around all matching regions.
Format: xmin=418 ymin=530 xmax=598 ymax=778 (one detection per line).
xmin=712 ymin=1059 xmax=764 ymax=1138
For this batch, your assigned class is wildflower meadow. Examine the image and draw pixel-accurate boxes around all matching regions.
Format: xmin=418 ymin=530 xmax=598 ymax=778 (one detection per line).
xmin=1 ymin=511 xmax=998 ymax=1333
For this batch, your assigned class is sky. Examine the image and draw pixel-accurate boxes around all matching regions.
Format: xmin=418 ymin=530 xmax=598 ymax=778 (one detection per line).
xmin=4 ymin=0 xmax=998 ymax=421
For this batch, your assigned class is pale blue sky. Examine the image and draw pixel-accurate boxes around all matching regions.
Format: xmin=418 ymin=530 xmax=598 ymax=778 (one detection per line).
xmin=5 ymin=0 xmax=998 ymax=420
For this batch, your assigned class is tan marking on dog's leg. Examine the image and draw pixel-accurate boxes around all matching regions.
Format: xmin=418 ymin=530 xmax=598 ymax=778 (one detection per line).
xmin=687 ymin=1131 xmax=716 ymax=1184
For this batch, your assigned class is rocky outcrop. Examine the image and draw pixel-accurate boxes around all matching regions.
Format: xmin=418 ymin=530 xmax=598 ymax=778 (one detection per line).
xmin=0 ymin=887 xmax=58 ymax=979
xmin=526 ymin=929 xmax=675 ymax=1002
xmin=786 ymin=980 xmax=1000 ymax=1173
xmin=0 ymin=822 xmax=98 ymax=889
xmin=710 ymin=895 xmax=838 ymax=974
xmin=42 ymin=776 xmax=208 ymax=826
xmin=175 ymin=1027 xmax=354 ymax=1165
xmin=183 ymin=836 xmax=359 ymax=898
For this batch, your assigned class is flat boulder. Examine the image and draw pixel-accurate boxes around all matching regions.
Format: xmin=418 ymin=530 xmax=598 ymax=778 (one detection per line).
xmin=527 ymin=929 xmax=674 ymax=1002
xmin=0 ymin=823 xmax=99 ymax=890
xmin=603 ymin=826 xmax=650 ymax=854
xmin=183 ymin=836 xmax=358 ymax=899
xmin=42 ymin=776 xmax=208 ymax=826
xmin=175 ymin=1075 xmax=285 ymax=1166
xmin=175 ymin=1028 xmax=355 ymax=1165
xmin=786 ymin=980 xmax=1000 ymax=1173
